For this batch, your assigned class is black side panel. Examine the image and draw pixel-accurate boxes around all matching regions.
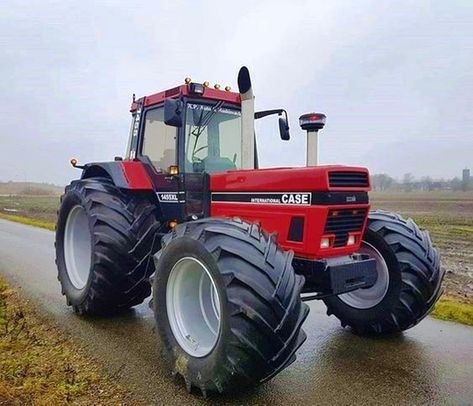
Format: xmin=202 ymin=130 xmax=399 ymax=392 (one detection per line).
xmin=182 ymin=172 xmax=210 ymax=219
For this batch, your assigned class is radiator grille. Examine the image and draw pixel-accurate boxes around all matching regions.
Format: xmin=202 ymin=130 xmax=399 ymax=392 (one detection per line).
xmin=324 ymin=209 xmax=367 ymax=247
xmin=329 ymin=171 xmax=369 ymax=188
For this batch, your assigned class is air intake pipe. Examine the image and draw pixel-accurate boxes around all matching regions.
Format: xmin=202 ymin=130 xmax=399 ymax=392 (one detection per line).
xmin=299 ymin=113 xmax=326 ymax=166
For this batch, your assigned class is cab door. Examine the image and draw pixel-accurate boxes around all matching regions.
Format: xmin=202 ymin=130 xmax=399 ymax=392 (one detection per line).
xmin=138 ymin=104 xmax=186 ymax=220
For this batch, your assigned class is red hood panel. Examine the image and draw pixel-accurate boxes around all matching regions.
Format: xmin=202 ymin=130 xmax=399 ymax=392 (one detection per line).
xmin=210 ymin=165 xmax=370 ymax=192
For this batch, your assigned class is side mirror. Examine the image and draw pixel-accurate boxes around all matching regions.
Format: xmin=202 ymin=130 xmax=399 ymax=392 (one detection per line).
xmin=278 ymin=117 xmax=290 ymax=141
xmin=164 ymin=99 xmax=183 ymax=127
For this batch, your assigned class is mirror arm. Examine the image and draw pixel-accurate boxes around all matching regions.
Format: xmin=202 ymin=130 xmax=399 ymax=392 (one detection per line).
xmin=255 ymin=109 xmax=285 ymax=120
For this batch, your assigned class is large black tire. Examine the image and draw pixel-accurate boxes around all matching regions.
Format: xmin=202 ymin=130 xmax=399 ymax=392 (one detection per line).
xmin=324 ymin=210 xmax=444 ymax=335
xmin=152 ymin=218 xmax=309 ymax=395
xmin=55 ymin=177 xmax=161 ymax=315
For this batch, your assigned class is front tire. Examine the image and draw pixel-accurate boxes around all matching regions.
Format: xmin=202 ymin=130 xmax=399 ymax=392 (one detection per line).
xmin=324 ymin=210 xmax=444 ymax=335
xmin=153 ymin=218 xmax=309 ymax=395
xmin=55 ymin=177 xmax=161 ymax=315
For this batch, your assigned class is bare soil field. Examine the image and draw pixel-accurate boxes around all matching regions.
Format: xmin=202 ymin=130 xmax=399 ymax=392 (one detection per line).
xmin=371 ymin=191 xmax=473 ymax=303
xmin=1 ymin=191 xmax=472 ymax=303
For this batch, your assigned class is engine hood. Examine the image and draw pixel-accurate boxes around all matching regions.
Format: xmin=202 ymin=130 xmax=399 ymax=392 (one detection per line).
xmin=210 ymin=165 xmax=371 ymax=192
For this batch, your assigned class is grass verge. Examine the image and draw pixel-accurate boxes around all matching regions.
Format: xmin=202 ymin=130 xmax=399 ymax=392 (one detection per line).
xmin=0 ymin=277 xmax=138 ymax=405
xmin=0 ymin=212 xmax=55 ymax=231
xmin=431 ymin=296 xmax=473 ymax=327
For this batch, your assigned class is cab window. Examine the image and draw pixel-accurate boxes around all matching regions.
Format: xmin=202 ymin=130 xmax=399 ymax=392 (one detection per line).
xmin=141 ymin=107 xmax=177 ymax=171
xmin=184 ymin=103 xmax=241 ymax=173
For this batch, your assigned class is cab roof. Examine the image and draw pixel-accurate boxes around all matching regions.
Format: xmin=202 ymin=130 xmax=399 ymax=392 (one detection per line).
xmin=130 ymin=84 xmax=241 ymax=112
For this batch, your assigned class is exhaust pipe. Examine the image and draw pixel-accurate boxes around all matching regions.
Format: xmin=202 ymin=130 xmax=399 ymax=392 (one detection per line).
xmin=299 ymin=113 xmax=326 ymax=166
xmin=238 ymin=67 xmax=255 ymax=169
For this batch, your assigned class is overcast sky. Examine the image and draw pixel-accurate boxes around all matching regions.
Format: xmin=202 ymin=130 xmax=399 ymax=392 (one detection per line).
xmin=1 ymin=0 xmax=472 ymax=185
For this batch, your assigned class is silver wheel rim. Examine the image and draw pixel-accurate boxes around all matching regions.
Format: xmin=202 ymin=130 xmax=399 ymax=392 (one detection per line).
xmin=166 ymin=257 xmax=221 ymax=358
xmin=64 ymin=205 xmax=92 ymax=290
xmin=338 ymin=241 xmax=390 ymax=309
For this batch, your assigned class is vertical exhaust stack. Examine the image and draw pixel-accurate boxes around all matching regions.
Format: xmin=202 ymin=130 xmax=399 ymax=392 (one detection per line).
xmin=299 ymin=113 xmax=326 ymax=166
xmin=238 ymin=67 xmax=255 ymax=169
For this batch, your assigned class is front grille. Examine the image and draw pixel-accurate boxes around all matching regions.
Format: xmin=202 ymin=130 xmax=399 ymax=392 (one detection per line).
xmin=329 ymin=171 xmax=369 ymax=188
xmin=324 ymin=209 xmax=367 ymax=247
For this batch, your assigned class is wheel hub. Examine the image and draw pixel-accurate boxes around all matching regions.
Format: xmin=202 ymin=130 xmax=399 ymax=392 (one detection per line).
xmin=166 ymin=257 xmax=221 ymax=357
xmin=64 ymin=205 xmax=92 ymax=290
xmin=338 ymin=241 xmax=390 ymax=309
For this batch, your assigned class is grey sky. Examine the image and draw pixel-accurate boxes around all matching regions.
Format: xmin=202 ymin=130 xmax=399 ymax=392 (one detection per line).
xmin=1 ymin=0 xmax=472 ymax=185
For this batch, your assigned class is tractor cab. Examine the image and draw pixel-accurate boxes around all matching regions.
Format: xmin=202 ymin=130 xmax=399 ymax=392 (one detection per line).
xmin=126 ymin=71 xmax=293 ymax=177
xmin=126 ymin=82 xmax=245 ymax=174
xmin=131 ymin=95 xmax=244 ymax=175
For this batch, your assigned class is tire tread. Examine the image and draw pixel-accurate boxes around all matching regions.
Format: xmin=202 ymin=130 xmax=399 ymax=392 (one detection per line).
xmin=325 ymin=209 xmax=444 ymax=335
xmin=56 ymin=177 xmax=161 ymax=315
xmin=158 ymin=217 xmax=309 ymax=393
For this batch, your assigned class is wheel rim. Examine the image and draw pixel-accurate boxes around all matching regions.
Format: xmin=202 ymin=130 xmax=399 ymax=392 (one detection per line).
xmin=338 ymin=241 xmax=390 ymax=309
xmin=166 ymin=257 xmax=221 ymax=358
xmin=64 ymin=205 xmax=92 ymax=290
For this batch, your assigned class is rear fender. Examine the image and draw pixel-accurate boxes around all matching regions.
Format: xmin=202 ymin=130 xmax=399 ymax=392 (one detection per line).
xmin=81 ymin=161 xmax=154 ymax=191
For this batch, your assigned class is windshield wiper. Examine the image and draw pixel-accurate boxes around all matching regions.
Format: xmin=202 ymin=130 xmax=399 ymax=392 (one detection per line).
xmin=189 ymin=101 xmax=225 ymax=161
xmin=191 ymin=101 xmax=224 ymax=137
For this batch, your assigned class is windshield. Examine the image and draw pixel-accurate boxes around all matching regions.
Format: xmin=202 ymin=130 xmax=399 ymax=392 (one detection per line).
xmin=184 ymin=102 xmax=242 ymax=173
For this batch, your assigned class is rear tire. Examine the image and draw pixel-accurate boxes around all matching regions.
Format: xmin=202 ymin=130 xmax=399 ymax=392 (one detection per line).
xmin=153 ymin=218 xmax=309 ymax=395
xmin=324 ymin=210 xmax=444 ymax=335
xmin=55 ymin=177 xmax=161 ymax=315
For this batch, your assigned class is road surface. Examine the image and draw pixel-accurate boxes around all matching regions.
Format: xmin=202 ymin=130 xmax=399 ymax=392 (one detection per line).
xmin=1 ymin=219 xmax=472 ymax=405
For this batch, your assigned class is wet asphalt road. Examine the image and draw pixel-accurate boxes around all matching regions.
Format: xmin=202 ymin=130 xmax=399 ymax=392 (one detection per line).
xmin=0 ymin=219 xmax=472 ymax=405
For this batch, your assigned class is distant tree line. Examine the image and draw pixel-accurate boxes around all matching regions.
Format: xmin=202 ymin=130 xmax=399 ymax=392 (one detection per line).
xmin=0 ymin=181 xmax=63 ymax=196
xmin=371 ymin=173 xmax=471 ymax=192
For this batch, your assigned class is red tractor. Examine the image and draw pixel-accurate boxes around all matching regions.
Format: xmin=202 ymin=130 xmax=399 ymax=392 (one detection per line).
xmin=55 ymin=67 xmax=444 ymax=396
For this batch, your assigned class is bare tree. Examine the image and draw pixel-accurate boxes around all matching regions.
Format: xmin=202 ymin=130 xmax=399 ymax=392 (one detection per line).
xmin=420 ymin=176 xmax=434 ymax=191
xmin=450 ymin=177 xmax=463 ymax=191
xmin=402 ymin=173 xmax=414 ymax=192
xmin=371 ymin=174 xmax=395 ymax=191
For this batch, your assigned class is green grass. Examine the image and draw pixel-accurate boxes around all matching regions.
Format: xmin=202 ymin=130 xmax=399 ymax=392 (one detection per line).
xmin=431 ymin=297 xmax=473 ymax=326
xmin=0 ymin=194 xmax=59 ymax=223
xmin=0 ymin=212 xmax=55 ymax=231
xmin=0 ymin=194 xmax=58 ymax=230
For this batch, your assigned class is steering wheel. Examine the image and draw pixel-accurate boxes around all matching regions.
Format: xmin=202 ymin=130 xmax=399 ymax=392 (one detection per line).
xmin=192 ymin=145 xmax=208 ymax=162
xmin=193 ymin=145 xmax=208 ymax=155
